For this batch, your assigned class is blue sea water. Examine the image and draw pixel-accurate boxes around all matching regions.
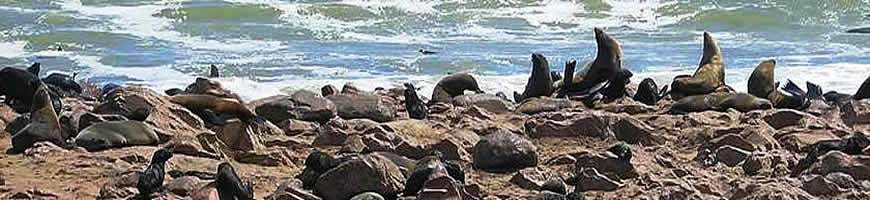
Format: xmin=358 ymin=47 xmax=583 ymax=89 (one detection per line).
xmin=1 ymin=0 xmax=869 ymax=100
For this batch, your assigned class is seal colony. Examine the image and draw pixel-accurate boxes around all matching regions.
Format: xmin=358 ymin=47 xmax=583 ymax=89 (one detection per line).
xmin=2 ymin=28 xmax=870 ymax=199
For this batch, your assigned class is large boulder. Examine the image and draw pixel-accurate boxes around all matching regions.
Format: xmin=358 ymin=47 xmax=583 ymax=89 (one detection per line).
xmin=452 ymin=94 xmax=514 ymax=114
xmin=472 ymin=130 xmax=538 ymax=172
xmin=515 ymin=97 xmax=578 ymax=115
xmin=327 ymin=93 xmax=396 ymax=122
xmin=93 ymin=86 xmax=206 ymax=142
xmin=314 ymin=154 xmax=405 ymax=200
xmin=524 ymin=111 xmax=621 ymax=138
xmin=313 ymin=118 xmax=384 ymax=146
xmin=574 ymin=152 xmax=636 ymax=179
xmin=250 ymin=91 xmax=337 ymax=123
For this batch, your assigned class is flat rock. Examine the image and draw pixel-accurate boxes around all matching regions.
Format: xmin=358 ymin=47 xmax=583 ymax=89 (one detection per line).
xmin=314 ymin=154 xmax=405 ymax=200
xmin=509 ymin=168 xmax=547 ymax=190
xmin=516 ymin=97 xmax=578 ymax=115
xmin=452 ymin=94 xmax=514 ymax=114
xmin=716 ymin=145 xmax=750 ymax=167
xmin=524 ymin=111 xmax=620 ymax=138
xmin=810 ymin=151 xmax=870 ymax=180
xmin=250 ymin=91 xmax=337 ymax=123
xmin=166 ymin=176 xmax=206 ymax=197
xmin=614 ymin=117 xmax=661 ymax=145
xmin=327 ymin=93 xmax=397 ymax=122
xmin=574 ymin=167 xmax=622 ymax=192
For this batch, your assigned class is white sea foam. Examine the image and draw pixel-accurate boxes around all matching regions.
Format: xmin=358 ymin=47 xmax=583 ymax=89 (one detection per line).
xmin=0 ymin=41 xmax=28 ymax=58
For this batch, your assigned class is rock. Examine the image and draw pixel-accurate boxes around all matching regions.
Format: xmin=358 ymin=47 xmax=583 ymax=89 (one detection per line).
xmin=777 ymin=130 xmax=840 ymax=152
xmin=250 ymin=91 xmax=337 ymax=123
xmin=742 ymin=152 xmax=772 ymax=176
xmin=350 ymin=192 xmax=385 ymax=200
xmin=510 ymin=168 xmax=547 ymax=190
xmin=314 ymin=118 xmax=381 ymax=146
xmin=190 ymin=182 xmax=219 ymax=200
xmin=574 ymin=168 xmax=622 ymax=192
xmin=825 ymin=172 xmax=860 ymax=189
xmin=810 ymin=151 xmax=870 ymax=180
xmin=801 ymin=175 xmax=842 ymax=196
xmin=452 ymin=94 xmax=514 ymax=114
xmin=763 ymin=109 xmax=816 ymax=129
xmin=597 ymin=99 xmax=656 ymax=115
xmin=516 ymin=97 xmax=578 ymax=115
xmin=614 ymin=117 xmax=661 ymax=145
xmin=98 ymin=171 xmax=140 ymax=199
xmin=94 ymin=86 xmax=206 ymax=143
xmin=710 ymin=134 xmax=756 ymax=152
xmin=166 ymin=176 xmax=206 ymax=196
xmin=740 ymin=125 xmax=780 ymax=151
xmin=472 ymin=130 xmax=538 ymax=172
xmin=541 ymin=179 xmax=568 ymax=194
xmin=546 ymin=155 xmax=576 ymax=166
xmin=213 ymin=119 xmax=266 ymax=151
xmin=314 ymin=154 xmax=405 ymax=200
xmin=278 ymin=119 xmax=319 ymax=136
xmin=716 ymin=145 xmax=750 ymax=167
xmin=535 ymin=191 xmax=567 ymax=200
xmin=842 ymin=99 xmax=870 ymax=127
xmin=265 ymin=180 xmax=322 ymax=200
xmin=430 ymin=138 xmax=471 ymax=162
xmin=524 ymin=111 xmax=620 ymax=138
xmin=416 ymin=175 xmax=462 ymax=200
xmin=574 ymin=152 xmax=636 ymax=179
xmin=4 ymin=115 xmax=29 ymax=137
xmin=327 ymin=93 xmax=396 ymax=122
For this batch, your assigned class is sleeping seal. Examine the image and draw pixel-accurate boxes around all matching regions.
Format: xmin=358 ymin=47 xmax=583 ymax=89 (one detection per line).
xmin=671 ymin=93 xmax=772 ymax=113
xmin=429 ymin=73 xmax=484 ymax=105
xmin=514 ymin=53 xmax=554 ymax=102
xmin=9 ymin=80 xmax=63 ymax=153
xmin=169 ymin=94 xmax=258 ymax=121
xmin=671 ymin=32 xmax=730 ymax=100
xmin=73 ymin=120 xmax=159 ymax=151
xmin=747 ymin=59 xmax=808 ymax=109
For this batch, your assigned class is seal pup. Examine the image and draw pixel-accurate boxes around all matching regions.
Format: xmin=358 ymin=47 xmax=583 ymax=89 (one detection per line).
xmin=562 ymin=28 xmax=623 ymax=97
xmin=73 ymin=120 xmax=160 ymax=151
xmin=169 ymin=94 xmax=259 ymax=122
xmin=429 ymin=73 xmax=484 ymax=105
xmin=514 ymin=53 xmax=554 ymax=102
xmin=137 ymin=148 xmax=173 ymax=199
xmin=9 ymin=80 xmax=63 ymax=153
xmin=670 ymin=32 xmax=729 ymax=99
xmin=208 ymin=64 xmax=220 ymax=78
xmin=601 ymin=68 xmax=633 ymax=101
xmin=404 ymin=83 xmax=428 ymax=120
xmin=216 ymin=162 xmax=255 ymax=200
xmin=747 ymin=59 xmax=808 ymax=109
xmin=791 ymin=135 xmax=870 ymax=177
xmin=633 ymin=78 xmax=669 ymax=105
xmin=553 ymin=60 xmax=577 ymax=97
xmin=855 ymin=75 xmax=870 ymax=100
xmin=0 ymin=63 xmax=41 ymax=110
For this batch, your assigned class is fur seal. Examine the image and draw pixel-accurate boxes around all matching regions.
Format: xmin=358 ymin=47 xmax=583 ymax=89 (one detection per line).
xmin=847 ymin=27 xmax=870 ymax=34
xmin=601 ymin=68 xmax=633 ymax=100
xmin=747 ymin=59 xmax=808 ymax=109
xmin=404 ymin=83 xmax=428 ymax=119
xmin=418 ymin=49 xmax=437 ymax=55
xmin=169 ymin=94 xmax=258 ymax=121
xmin=514 ymin=53 xmax=554 ymax=102
xmin=607 ymin=142 xmax=632 ymax=163
xmin=73 ymin=120 xmax=159 ymax=151
xmin=27 ymin=62 xmax=40 ymax=75
xmin=553 ymin=60 xmax=577 ymax=97
xmin=164 ymin=88 xmax=184 ymax=96
xmin=633 ymin=78 xmax=669 ymax=105
xmin=184 ymin=77 xmax=242 ymax=101
xmin=855 ymin=75 xmax=870 ymax=100
xmin=0 ymin=64 xmax=41 ymax=110
xmin=791 ymin=135 xmax=870 ymax=177
xmin=430 ymin=73 xmax=484 ymax=105
xmin=671 ymin=32 xmax=729 ymax=99
xmin=321 ymin=85 xmax=338 ymax=97
xmin=562 ymin=28 xmax=623 ymax=97
xmin=216 ymin=162 xmax=255 ymax=200
xmin=671 ymin=92 xmax=772 ymax=113
xmin=138 ymin=148 xmax=173 ymax=198
xmin=9 ymin=81 xmax=63 ymax=153
xmin=208 ymin=64 xmax=220 ymax=78
xmin=42 ymin=72 xmax=82 ymax=95
xmin=806 ymin=82 xmax=824 ymax=100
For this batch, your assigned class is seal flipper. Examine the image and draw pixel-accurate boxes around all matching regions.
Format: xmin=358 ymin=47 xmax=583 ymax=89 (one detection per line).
xmin=27 ymin=63 xmax=40 ymax=75
xmin=550 ymin=71 xmax=562 ymax=82
xmin=658 ymin=85 xmax=670 ymax=100
xmin=806 ymin=82 xmax=823 ymax=100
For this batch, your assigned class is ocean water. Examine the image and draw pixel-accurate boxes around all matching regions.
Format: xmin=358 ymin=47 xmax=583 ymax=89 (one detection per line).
xmin=1 ymin=0 xmax=869 ymax=100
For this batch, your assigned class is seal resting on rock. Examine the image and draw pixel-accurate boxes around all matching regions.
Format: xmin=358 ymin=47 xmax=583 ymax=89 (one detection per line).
xmin=404 ymin=83 xmax=428 ymax=119
xmin=561 ymin=28 xmax=623 ymax=98
xmin=747 ymin=59 xmax=808 ymax=109
xmin=216 ymin=162 xmax=255 ymax=200
xmin=514 ymin=53 xmax=554 ymax=103
xmin=791 ymin=135 xmax=870 ymax=177
xmin=169 ymin=94 xmax=259 ymax=122
xmin=670 ymin=32 xmax=731 ymax=100
xmin=73 ymin=120 xmax=160 ymax=151
xmin=9 ymin=80 xmax=64 ymax=153
xmin=137 ymin=148 xmax=173 ymax=199
xmin=633 ymin=78 xmax=669 ymax=105
xmin=429 ymin=73 xmax=484 ymax=105
xmin=0 ymin=63 xmax=42 ymax=111
xmin=671 ymin=92 xmax=772 ymax=113
xmin=42 ymin=72 xmax=82 ymax=95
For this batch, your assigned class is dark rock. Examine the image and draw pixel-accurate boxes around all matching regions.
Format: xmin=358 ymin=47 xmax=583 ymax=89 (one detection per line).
xmin=535 ymin=191 xmax=567 ymax=200
xmin=278 ymin=119 xmax=319 ymax=136
xmin=541 ymin=179 xmax=568 ymax=194
xmin=250 ymin=91 xmax=337 ymax=123
xmin=416 ymin=175 xmax=462 ymax=200
xmin=763 ymin=109 xmax=815 ymax=129
xmin=314 ymin=118 xmax=381 ymax=146
xmin=328 ymin=93 xmax=397 ymax=122
xmin=314 ymin=154 xmax=405 ymax=200
xmin=716 ymin=145 xmax=750 ymax=167
xmin=810 ymin=151 xmax=870 ymax=180
xmin=472 ymin=131 xmax=538 ymax=172
xmin=351 ymin=192 xmax=385 ymax=200
xmin=710 ymin=134 xmax=756 ymax=152
xmin=614 ymin=117 xmax=661 ymax=145
xmin=801 ymin=175 xmax=842 ymax=196
xmin=265 ymin=180 xmax=322 ymax=200
xmin=509 ymin=168 xmax=546 ymax=190
xmin=574 ymin=152 xmax=636 ymax=179
xmin=166 ymin=176 xmax=205 ymax=196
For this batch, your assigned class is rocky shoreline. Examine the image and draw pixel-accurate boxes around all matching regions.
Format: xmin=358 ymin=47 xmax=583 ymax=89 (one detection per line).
xmin=1 ymin=29 xmax=870 ymax=199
